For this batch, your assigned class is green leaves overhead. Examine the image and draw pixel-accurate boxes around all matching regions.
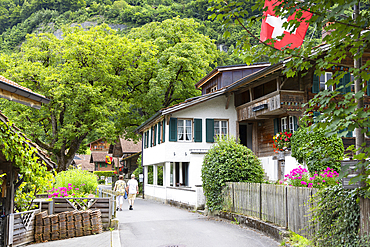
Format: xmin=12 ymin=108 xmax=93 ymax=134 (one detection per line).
xmin=1 ymin=18 xmax=219 ymax=171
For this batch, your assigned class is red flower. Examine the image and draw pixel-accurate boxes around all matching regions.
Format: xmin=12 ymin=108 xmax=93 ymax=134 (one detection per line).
xmin=114 ymin=171 xmax=118 ymax=174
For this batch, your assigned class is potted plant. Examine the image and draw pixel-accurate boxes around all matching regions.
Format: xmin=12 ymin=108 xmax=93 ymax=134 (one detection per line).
xmin=273 ymin=131 xmax=293 ymax=153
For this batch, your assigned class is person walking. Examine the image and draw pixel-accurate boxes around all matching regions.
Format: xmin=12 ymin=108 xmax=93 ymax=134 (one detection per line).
xmin=126 ymin=174 xmax=139 ymax=210
xmin=113 ymin=175 xmax=126 ymax=211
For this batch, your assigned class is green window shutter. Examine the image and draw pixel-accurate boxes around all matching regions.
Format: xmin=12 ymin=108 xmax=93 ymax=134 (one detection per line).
xmin=273 ymin=118 xmax=279 ymax=135
xmin=146 ymin=131 xmax=149 ymax=148
xmin=312 ymin=74 xmax=320 ymax=93
xmin=344 ymin=72 xmax=351 ymax=93
xmin=313 ymin=111 xmax=320 ymax=123
xmin=158 ymin=123 xmax=161 ymax=144
xmin=346 ymin=131 xmax=353 ymax=138
xmin=150 ymin=127 xmax=153 ymax=147
xmin=144 ymin=132 xmax=146 ymax=148
xmin=153 ymin=125 xmax=157 ymax=146
xmin=367 ymin=81 xmax=370 ymax=96
xmin=194 ymin=119 xmax=202 ymax=142
xmin=206 ymin=119 xmax=214 ymax=143
xmin=162 ymin=119 xmax=165 ymax=143
xmin=293 ymin=116 xmax=298 ymax=131
xmin=169 ymin=118 xmax=177 ymax=142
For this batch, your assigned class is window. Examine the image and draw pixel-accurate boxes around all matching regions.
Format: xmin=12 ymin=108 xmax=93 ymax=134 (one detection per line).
xmin=289 ymin=116 xmax=294 ymax=133
xmin=210 ymin=85 xmax=217 ymax=92
xmin=214 ymin=120 xmax=228 ymax=138
xmin=319 ymin=72 xmax=333 ymax=91
xmin=173 ymin=162 xmax=189 ymax=187
xmin=177 ymin=119 xmax=192 ymax=141
xmin=144 ymin=131 xmax=149 ymax=148
xmin=281 ymin=117 xmax=288 ymax=131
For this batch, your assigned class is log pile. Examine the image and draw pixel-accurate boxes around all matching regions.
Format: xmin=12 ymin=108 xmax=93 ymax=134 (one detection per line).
xmin=34 ymin=209 xmax=103 ymax=243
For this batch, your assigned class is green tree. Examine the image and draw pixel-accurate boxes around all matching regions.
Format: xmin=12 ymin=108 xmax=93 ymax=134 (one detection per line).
xmin=210 ymin=0 xmax=370 ymax=193
xmin=0 ymin=24 xmax=155 ymax=171
xmin=291 ymin=126 xmax=344 ymax=174
xmin=201 ymin=137 xmax=264 ymax=212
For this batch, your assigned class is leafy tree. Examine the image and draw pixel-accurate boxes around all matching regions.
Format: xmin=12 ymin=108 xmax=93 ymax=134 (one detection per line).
xmin=0 ymin=24 xmax=155 ymax=171
xmin=291 ymin=126 xmax=344 ymax=174
xmin=209 ymin=0 xmax=370 ymax=193
xmin=201 ymin=137 xmax=264 ymax=212
xmin=0 ymin=120 xmax=53 ymax=212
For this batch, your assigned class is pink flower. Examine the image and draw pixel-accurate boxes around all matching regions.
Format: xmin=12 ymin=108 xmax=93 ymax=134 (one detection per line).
xmin=301 ymin=181 xmax=307 ymax=185
xmin=309 ymin=177 xmax=314 ymax=180
xmin=75 ymin=188 xmax=79 ymax=190
xmin=289 ymin=185 xmax=292 ymax=186
xmin=322 ymin=180 xmax=326 ymax=183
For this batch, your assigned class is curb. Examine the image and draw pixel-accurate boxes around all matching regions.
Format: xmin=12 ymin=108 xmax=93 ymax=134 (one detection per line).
xmin=217 ymin=211 xmax=289 ymax=242
xmin=111 ymin=219 xmax=121 ymax=247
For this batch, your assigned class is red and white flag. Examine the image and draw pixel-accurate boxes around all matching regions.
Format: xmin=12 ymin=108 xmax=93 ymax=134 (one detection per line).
xmin=260 ymin=0 xmax=312 ymax=50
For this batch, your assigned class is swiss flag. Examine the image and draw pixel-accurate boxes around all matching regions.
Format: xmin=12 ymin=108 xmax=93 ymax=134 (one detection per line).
xmin=260 ymin=0 xmax=312 ymax=50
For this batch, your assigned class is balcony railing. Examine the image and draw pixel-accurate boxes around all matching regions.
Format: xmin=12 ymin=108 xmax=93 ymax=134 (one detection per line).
xmin=236 ymin=90 xmax=305 ymax=121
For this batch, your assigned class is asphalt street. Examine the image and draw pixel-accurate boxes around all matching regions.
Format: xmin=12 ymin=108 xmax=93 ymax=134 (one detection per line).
xmin=117 ymin=198 xmax=280 ymax=247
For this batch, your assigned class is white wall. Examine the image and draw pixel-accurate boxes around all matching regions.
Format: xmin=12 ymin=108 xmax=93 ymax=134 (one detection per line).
xmin=142 ymin=94 xmax=237 ymax=166
xmin=259 ymin=155 xmax=301 ymax=181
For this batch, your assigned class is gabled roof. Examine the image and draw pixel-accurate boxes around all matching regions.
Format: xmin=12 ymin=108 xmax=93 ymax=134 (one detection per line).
xmin=73 ymin=154 xmax=94 ymax=172
xmin=135 ymin=88 xmax=227 ymax=133
xmin=90 ymin=152 xmax=110 ymax=163
xmin=118 ymin=138 xmax=141 ymax=154
xmin=195 ymin=63 xmax=270 ymax=89
xmin=0 ymin=112 xmax=55 ymax=170
xmin=0 ymin=76 xmax=50 ymax=109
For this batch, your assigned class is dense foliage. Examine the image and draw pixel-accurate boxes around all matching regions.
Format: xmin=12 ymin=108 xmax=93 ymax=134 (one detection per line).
xmin=93 ymin=171 xmax=115 ymax=178
xmin=201 ymin=137 xmax=264 ymax=212
xmin=210 ymin=0 xmax=370 ymax=192
xmin=310 ymin=185 xmax=368 ymax=246
xmin=0 ymin=18 xmax=217 ymax=170
xmin=54 ymin=169 xmax=98 ymax=195
xmin=0 ymin=120 xmax=53 ymax=212
xmin=132 ymin=154 xmax=143 ymax=193
xmin=291 ymin=126 xmax=344 ymax=174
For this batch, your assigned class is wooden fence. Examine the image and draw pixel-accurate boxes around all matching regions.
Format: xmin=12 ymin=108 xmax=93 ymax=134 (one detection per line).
xmin=223 ymin=182 xmax=318 ymax=238
xmin=5 ymin=208 xmax=40 ymax=247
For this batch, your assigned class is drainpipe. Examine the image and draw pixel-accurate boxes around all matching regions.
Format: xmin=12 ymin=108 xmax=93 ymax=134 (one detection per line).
xmin=141 ymin=132 xmax=145 ymax=199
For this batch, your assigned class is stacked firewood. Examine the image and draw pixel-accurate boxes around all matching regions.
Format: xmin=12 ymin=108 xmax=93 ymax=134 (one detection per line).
xmin=34 ymin=209 xmax=103 ymax=243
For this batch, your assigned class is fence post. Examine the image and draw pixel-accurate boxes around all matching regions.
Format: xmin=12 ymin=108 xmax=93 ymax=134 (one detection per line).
xmin=232 ymin=183 xmax=235 ymax=212
xmin=99 ymin=187 xmax=102 ymax=198
xmin=259 ymin=183 xmax=262 ymax=220
xmin=49 ymin=200 xmax=54 ymax=215
xmin=285 ymin=186 xmax=288 ymax=229
xmin=6 ymin=214 xmax=14 ymax=246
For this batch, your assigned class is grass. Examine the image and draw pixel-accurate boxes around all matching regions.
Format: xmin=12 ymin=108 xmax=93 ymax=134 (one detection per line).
xmin=281 ymin=231 xmax=313 ymax=247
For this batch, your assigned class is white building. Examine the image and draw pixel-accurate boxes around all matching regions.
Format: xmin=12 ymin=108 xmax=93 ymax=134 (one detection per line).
xmin=135 ymin=89 xmax=237 ymax=209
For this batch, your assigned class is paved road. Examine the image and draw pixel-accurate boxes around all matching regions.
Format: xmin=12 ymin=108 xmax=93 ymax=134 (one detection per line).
xmin=117 ymin=199 xmax=279 ymax=247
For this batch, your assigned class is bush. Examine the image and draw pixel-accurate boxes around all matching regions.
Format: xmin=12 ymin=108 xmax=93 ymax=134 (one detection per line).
xmin=98 ymin=179 xmax=106 ymax=184
xmin=93 ymin=171 xmax=115 ymax=177
xmin=133 ymin=154 xmax=143 ymax=194
xmin=310 ymin=185 xmax=367 ymax=246
xmin=54 ymin=169 xmax=98 ymax=195
xmin=201 ymin=137 xmax=264 ymax=212
xmin=291 ymin=126 xmax=343 ymax=174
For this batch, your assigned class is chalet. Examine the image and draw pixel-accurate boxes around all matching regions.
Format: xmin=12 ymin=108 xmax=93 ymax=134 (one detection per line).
xmin=108 ymin=137 xmax=142 ymax=176
xmin=0 ymin=76 xmax=54 ymax=246
xmin=72 ymin=154 xmax=94 ymax=172
xmin=135 ymin=64 xmax=270 ymax=208
xmin=136 ymin=54 xmax=370 ymax=208
xmin=88 ymin=138 xmax=114 ymax=171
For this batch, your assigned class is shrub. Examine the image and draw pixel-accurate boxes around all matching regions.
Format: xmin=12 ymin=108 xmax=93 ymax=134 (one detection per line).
xmin=291 ymin=126 xmax=343 ymax=174
xmin=54 ymin=169 xmax=98 ymax=195
xmin=201 ymin=137 xmax=264 ymax=212
xmin=273 ymin=131 xmax=293 ymax=152
xmin=98 ymin=179 xmax=105 ymax=184
xmin=93 ymin=171 xmax=115 ymax=177
xmin=133 ymin=154 xmax=143 ymax=194
xmin=48 ymin=183 xmax=85 ymax=198
xmin=310 ymin=185 xmax=366 ymax=246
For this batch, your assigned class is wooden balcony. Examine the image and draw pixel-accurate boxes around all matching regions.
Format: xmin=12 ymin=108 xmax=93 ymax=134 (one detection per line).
xmin=236 ymin=90 xmax=305 ymax=121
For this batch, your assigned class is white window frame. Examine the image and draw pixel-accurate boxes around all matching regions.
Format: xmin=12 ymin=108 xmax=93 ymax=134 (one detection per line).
xmin=288 ymin=116 xmax=295 ymax=133
xmin=320 ymin=72 xmax=333 ymax=91
xmin=281 ymin=117 xmax=288 ymax=132
xmin=177 ymin=119 xmax=192 ymax=141
xmin=214 ymin=120 xmax=228 ymax=138
xmin=210 ymin=85 xmax=217 ymax=92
